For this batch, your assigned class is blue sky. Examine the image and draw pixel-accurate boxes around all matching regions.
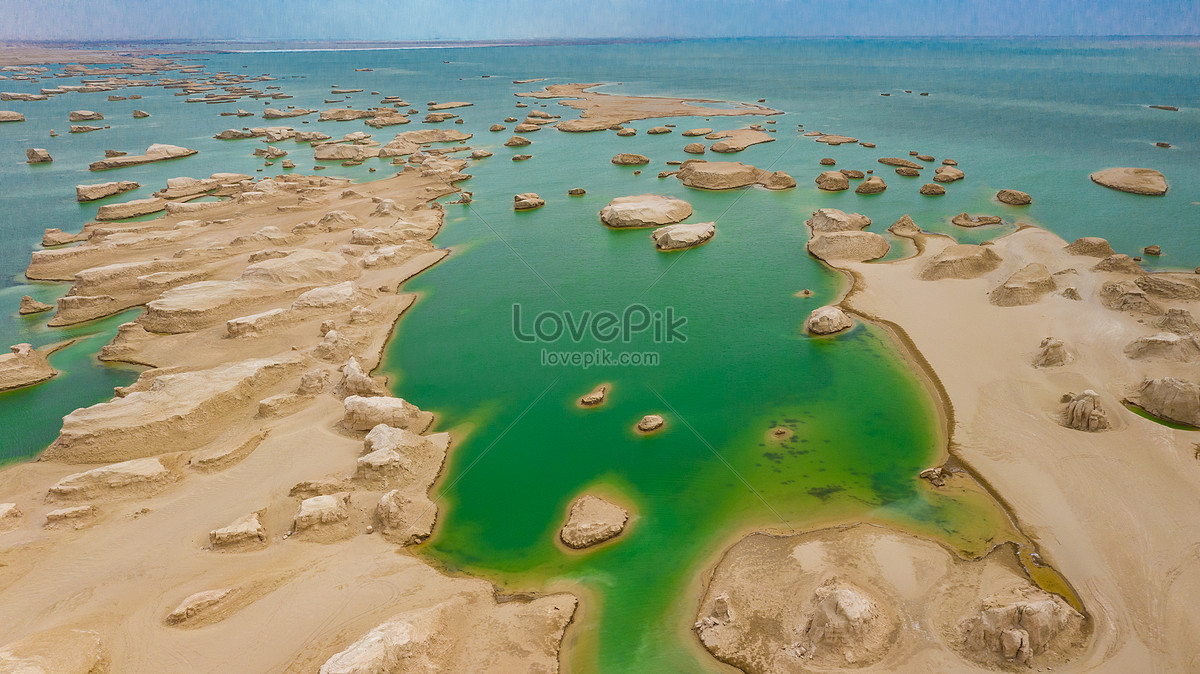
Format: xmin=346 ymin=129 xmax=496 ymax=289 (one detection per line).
xmin=3 ymin=0 xmax=1198 ymax=41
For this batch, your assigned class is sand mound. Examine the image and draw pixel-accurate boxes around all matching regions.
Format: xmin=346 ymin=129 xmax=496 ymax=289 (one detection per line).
xmin=1124 ymin=332 xmax=1200 ymax=362
xmin=0 ymin=627 xmax=105 ymax=674
xmin=1064 ymin=236 xmax=1116 ymax=258
xmin=696 ymin=524 xmax=1088 ymax=672
xmin=319 ymin=592 xmax=576 ymax=674
xmin=989 ymin=263 xmax=1056 ymax=306
xmin=919 ymin=244 xmax=1002 ymax=280
xmin=1033 ymin=337 xmax=1072 ymax=367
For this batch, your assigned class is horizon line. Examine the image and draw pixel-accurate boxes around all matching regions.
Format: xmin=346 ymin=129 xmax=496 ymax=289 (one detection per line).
xmin=3 ymin=34 xmax=1199 ymax=46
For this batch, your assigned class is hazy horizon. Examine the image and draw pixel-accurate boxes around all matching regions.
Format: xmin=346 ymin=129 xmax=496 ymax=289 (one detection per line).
xmin=4 ymin=0 xmax=1199 ymax=42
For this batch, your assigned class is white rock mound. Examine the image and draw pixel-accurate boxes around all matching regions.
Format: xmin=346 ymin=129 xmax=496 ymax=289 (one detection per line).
xmin=598 ymin=194 xmax=693 ymax=228
xmin=804 ymin=306 xmax=853 ymax=335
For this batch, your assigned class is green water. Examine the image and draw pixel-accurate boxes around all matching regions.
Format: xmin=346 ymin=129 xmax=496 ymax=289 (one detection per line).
xmin=0 ymin=38 xmax=1197 ymax=670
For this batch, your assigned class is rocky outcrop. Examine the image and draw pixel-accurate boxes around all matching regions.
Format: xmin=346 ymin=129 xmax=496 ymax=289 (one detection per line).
xmin=0 ymin=343 xmax=59 ymax=392
xmin=807 ymin=209 xmax=870 ymax=233
xmin=1123 ymin=332 xmax=1200 ymax=362
xmin=951 ymin=213 xmax=1002 ymax=228
xmin=559 ymin=494 xmax=629 ymax=549
xmin=877 ymin=157 xmax=922 ymax=169
xmin=26 ymin=148 xmax=52 ymax=163
xmin=69 ymin=110 xmax=103 ymax=122
xmin=888 ymin=214 xmax=921 ymax=237
xmin=1064 ymin=237 xmax=1116 ymax=258
xmin=579 ymin=384 xmax=608 ymax=406
xmin=503 ymin=135 xmax=531 ymax=147
xmin=611 ymin=153 xmax=649 ymax=166
xmin=1089 ymin=167 xmax=1168 ymax=196
xmin=637 ymin=414 xmax=664 ymax=432
xmin=807 ymin=231 xmax=889 ymax=263
xmin=1156 ymin=308 xmax=1199 ymax=335
xmin=48 ymin=456 xmax=178 ymax=501
xmin=989 ymin=263 xmax=1056 ymax=306
xmin=960 ymin=587 xmax=1085 ymax=668
xmin=598 ymin=194 xmax=692 ymax=228
xmin=1033 ymin=337 xmax=1072 ymax=367
xmin=1094 ymin=254 xmax=1144 ymax=274
xmin=209 ymin=512 xmax=267 ymax=549
xmin=919 ymin=244 xmax=1002 ymax=280
xmin=675 ymin=161 xmax=793 ymax=190
xmin=0 ymin=110 xmax=24 ymax=123
xmin=1131 ymin=377 xmax=1200 ymax=428
xmin=513 ymin=193 xmax=544 ymax=210
xmin=1063 ymin=390 xmax=1110 ymax=431
xmin=76 ymin=180 xmax=139 ymax=201
xmin=651 ymin=222 xmax=715 ymax=250
xmin=18 ymin=295 xmax=53 ymax=314
xmin=804 ymin=306 xmax=852 ymax=335
xmin=683 ymin=142 xmax=705 ymax=154
xmin=1135 ymin=274 xmax=1200 ymax=300
xmin=95 ymin=196 xmax=167 ymax=220
xmin=89 ymin=144 xmax=197 ymax=170
xmin=293 ymin=492 xmax=351 ymax=531
xmin=791 ymin=580 xmax=886 ymax=666
xmin=854 ymin=176 xmax=886 ymax=194
xmin=996 ymin=189 xmax=1032 ymax=205
xmin=695 ymin=524 xmax=1086 ymax=673
xmin=933 ymin=166 xmax=964 ymax=183
xmin=815 ymin=170 xmax=849 ymax=191
xmin=919 ymin=183 xmax=946 ymax=196
xmin=44 ymin=357 xmax=299 ymax=463
xmin=343 ymin=395 xmax=430 ymax=432
xmin=1100 ymin=280 xmax=1162 ymax=315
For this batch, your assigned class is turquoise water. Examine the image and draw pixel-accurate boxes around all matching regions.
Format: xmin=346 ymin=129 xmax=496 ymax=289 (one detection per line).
xmin=0 ymin=38 xmax=1197 ymax=669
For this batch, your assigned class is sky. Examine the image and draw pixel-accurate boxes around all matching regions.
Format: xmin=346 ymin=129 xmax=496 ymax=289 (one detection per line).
xmin=2 ymin=0 xmax=1198 ymax=41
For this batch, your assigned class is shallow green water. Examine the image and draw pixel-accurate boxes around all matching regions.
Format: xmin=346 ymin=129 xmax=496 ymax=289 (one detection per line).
xmin=0 ymin=38 xmax=1197 ymax=670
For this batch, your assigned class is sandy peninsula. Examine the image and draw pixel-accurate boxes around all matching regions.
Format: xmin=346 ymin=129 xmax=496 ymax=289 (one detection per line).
xmin=0 ymin=160 xmax=579 ymax=671
xmin=695 ymin=212 xmax=1200 ymax=671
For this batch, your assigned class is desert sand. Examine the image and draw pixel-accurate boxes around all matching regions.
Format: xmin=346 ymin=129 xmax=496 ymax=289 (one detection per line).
xmin=697 ymin=214 xmax=1200 ymax=672
xmin=0 ymin=161 xmax=580 ymax=671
